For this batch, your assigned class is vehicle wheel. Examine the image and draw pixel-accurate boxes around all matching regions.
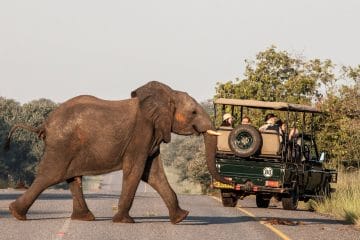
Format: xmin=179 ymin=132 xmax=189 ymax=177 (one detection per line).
xmin=282 ymin=186 xmax=299 ymax=210
xmin=228 ymin=125 xmax=262 ymax=157
xmin=256 ymin=194 xmax=270 ymax=208
xmin=221 ymin=191 xmax=238 ymax=207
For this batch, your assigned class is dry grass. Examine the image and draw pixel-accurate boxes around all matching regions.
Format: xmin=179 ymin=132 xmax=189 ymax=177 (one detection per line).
xmin=305 ymin=171 xmax=360 ymax=227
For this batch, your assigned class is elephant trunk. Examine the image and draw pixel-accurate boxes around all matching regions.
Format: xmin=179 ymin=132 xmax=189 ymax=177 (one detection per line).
xmin=203 ymin=132 xmax=229 ymax=184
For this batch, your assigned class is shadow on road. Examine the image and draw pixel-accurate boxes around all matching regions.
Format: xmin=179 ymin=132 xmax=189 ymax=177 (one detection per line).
xmin=95 ymin=215 xmax=350 ymax=226
xmin=0 ymin=211 xmax=351 ymax=226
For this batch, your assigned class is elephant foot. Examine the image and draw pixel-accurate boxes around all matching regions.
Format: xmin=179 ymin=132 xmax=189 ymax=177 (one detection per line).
xmin=71 ymin=211 xmax=95 ymax=221
xmin=112 ymin=212 xmax=135 ymax=223
xmin=9 ymin=202 xmax=27 ymax=221
xmin=170 ymin=209 xmax=189 ymax=224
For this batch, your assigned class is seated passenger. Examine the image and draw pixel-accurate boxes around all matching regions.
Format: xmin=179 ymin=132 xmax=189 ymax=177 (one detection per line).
xmin=279 ymin=120 xmax=299 ymax=141
xmin=289 ymin=126 xmax=299 ymax=140
xmin=221 ymin=113 xmax=234 ymax=127
xmin=276 ymin=119 xmax=285 ymax=142
xmin=241 ymin=116 xmax=252 ymax=125
xmin=259 ymin=113 xmax=281 ymax=133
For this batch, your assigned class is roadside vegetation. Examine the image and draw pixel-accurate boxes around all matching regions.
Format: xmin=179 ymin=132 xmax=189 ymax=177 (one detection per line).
xmin=305 ymin=171 xmax=360 ymax=228
xmin=0 ymin=46 xmax=359 ymax=225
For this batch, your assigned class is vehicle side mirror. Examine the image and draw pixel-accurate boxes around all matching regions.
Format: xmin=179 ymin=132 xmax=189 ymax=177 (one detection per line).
xmin=319 ymin=152 xmax=326 ymax=163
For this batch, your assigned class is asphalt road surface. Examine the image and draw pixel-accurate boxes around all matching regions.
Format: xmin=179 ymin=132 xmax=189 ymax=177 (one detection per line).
xmin=0 ymin=171 xmax=359 ymax=240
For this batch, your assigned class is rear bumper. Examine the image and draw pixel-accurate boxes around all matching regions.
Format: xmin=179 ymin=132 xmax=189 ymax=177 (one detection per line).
xmin=212 ymin=180 xmax=290 ymax=194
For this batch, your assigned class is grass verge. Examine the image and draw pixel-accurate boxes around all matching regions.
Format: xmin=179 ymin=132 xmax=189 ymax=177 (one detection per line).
xmin=305 ymin=171 xmax=360 ymax=228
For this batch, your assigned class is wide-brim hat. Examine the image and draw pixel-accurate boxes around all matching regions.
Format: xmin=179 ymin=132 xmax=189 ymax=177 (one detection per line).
xmin=223 ymin=113 xmax=233 ymax=121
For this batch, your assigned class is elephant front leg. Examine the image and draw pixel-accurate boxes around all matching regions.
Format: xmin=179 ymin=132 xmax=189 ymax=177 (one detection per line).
xmin=142 ymin=155 xmax=189 ymax=224
xmin=67 ymin=176 xmax=95 ymax=221
xmin=112 ymin=160 xmax=145 ymax=223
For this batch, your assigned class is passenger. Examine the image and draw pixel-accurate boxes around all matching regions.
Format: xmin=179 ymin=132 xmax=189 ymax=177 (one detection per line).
xmin=279 ymin=120 xmax=299 ymax=140
xmin=276 ymin=119 xmax=285 ymax=135
xmin=289 ymin=126 xmax=299 ymax=140
xmin=259 ymin=113 xmax=280 ymax=133
xmin=276 ymin=119 xmax=286 ymax=142
xmin=221 ymin=113 xmax=234 ymax=127
xmin=241 ymin=116 xmax=252 ymax=125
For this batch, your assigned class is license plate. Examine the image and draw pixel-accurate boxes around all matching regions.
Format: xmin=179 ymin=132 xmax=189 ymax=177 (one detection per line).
xmin=213 ymin=180 xmax=234 ymax=189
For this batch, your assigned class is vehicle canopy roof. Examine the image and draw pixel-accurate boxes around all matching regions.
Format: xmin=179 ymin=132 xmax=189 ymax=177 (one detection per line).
xmin=214 ymin=98 xmax=321 ymax=113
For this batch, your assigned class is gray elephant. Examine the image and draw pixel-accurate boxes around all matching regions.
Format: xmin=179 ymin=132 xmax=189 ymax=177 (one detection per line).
xmin=5 ymin=81 xmax=225 ymax=224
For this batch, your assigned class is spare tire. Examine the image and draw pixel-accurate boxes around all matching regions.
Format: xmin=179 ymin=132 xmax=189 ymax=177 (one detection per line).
xmin=228 ymin=125 xmax=262 ymax=157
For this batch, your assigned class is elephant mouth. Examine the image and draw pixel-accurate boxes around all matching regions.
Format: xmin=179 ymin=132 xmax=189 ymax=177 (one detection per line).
xmin=193 ymin=125 xmax=206 ymax=136
xmin=194 ymin=126 xmax=220 ymax=137
xmin=172 ymin=125 xmax=213 ymax=137
xmin=171 ymin=124 xmax=199 ymax=136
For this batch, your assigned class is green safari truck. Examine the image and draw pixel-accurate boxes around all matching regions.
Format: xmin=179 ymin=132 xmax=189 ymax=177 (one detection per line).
xmin=212 ymin=98 xmax=337 ymax=210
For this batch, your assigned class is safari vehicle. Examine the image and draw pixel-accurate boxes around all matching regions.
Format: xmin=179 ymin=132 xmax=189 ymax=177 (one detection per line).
xmin=212 ymin=98 xmax=337 ymax=210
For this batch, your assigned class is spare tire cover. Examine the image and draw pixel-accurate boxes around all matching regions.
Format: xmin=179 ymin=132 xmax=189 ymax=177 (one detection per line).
xmin=228 ymin=125 xmax=262 ymax=157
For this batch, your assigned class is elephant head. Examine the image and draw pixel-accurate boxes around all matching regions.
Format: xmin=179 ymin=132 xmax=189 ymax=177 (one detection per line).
xmin=131 ymin=81 xmax=226 ymax=183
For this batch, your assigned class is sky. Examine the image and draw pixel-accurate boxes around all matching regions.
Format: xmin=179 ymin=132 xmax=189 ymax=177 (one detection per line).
xmin=0 ymin=0 xmax=359 ymax=104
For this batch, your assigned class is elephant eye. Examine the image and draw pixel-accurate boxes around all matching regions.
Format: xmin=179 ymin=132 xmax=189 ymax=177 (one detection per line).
xmin=192 ymin=110 xmax=197 ymax=115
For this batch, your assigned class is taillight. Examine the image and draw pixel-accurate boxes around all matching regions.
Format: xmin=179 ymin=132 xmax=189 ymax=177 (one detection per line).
xmin=265 ymin=180 xmax=280 ymax=188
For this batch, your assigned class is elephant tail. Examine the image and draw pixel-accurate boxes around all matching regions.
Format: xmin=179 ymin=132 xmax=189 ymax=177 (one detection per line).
xmin=4 ymin=124 xmax=45 ymax=151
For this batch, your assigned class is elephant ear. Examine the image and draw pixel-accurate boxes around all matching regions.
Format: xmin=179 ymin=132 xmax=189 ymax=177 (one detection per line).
xmin=131 ymin=81 xmax=175 ymax=153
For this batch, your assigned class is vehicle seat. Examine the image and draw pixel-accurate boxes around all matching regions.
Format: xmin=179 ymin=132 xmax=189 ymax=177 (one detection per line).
xmin=260 ymin=130 xmax=281 ymax=156
xmin=216 ymin=126 xmax=232 ymax=152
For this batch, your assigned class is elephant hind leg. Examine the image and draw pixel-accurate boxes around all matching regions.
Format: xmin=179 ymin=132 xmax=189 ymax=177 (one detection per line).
xmin=9 ymin=174 xmax=62 ymax=220
xmin=67 ymin=176 xmax=95 ymax=221
xmin=142 ymin=155 xmax=189 ymax=224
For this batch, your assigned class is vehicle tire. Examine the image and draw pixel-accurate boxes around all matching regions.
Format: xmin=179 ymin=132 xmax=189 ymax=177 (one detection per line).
xmin=228 ymin=125 xmax=262 ymax=157
xmin=221 ymin=191 xmax=238 ymax=207
xmin=256 ymin=194 xmax=270 ymax=208
xmin=282 ymin=186 xmax=299 ymax=210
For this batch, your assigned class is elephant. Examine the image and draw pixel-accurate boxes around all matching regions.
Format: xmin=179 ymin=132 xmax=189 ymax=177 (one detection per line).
xmin=4 ymin=81 xmax=226 ymax=224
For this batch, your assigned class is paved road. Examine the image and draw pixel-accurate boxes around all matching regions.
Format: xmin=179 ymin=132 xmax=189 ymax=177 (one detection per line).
xmin=0 ymin=171 xmax=359 ymax=240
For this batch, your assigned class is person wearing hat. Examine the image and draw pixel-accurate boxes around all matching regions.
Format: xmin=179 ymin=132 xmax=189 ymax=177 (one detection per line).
xmin=221 ymin=113 xmax=234 ymax=127
xmin=259 ymin=113 xmax=280 ymax=132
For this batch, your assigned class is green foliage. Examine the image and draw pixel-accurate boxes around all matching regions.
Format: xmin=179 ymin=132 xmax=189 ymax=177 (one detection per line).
xmin=0 ymin=97 xmax=57 ymax=187
xmin=317 ymin=67 xmax=360 ymax=168
xmin=215 ymin=46 xmax=335 ymax=103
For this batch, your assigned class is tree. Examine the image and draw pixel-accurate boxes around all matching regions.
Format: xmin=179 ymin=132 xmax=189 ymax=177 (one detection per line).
xmin=0 ymin=97 xmax=57 ymax=186
xmin=317 ymin=66 xmax=360 ymax=168
xmin=216 ymin=46 xmax=336 ymax=102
